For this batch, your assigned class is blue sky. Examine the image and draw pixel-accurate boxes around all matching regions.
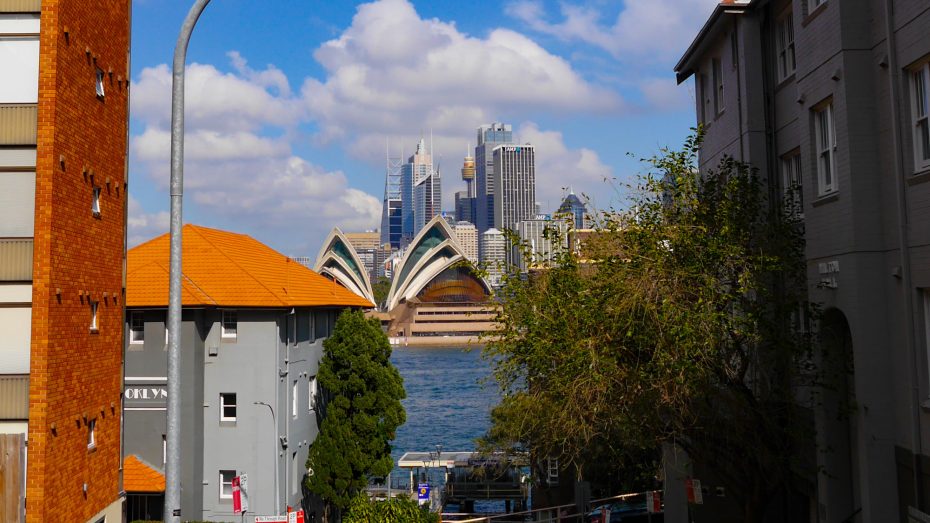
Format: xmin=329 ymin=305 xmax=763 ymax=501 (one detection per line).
xmin=127 ymin=0 xmax=717 ymax=254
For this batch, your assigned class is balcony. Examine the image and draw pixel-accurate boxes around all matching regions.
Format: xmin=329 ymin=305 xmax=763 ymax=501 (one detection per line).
xmin=0 ymin=0 xmax=40 ymax=13
xmin=0 ymin=105 xmax=38 ymax=146
xmin=0 ymin=238 xmax=33 ymax=281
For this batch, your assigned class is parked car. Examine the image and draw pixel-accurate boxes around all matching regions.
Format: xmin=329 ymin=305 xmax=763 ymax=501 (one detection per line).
xmin=587 ymin=497 xmax=662 ymax=522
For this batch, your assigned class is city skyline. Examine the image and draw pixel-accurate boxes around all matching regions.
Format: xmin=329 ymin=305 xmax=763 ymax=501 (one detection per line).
xmin=125 ymin=0 xmax=718 ymax=255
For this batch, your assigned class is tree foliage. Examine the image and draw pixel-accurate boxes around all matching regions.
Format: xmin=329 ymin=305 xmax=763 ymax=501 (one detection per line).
xmin=482 ymin=133 xmax=816 ymax=520
xmin=306 ymin=310 xmax=407 ymax=514
xmin=342 ymin=494 xmax=439 ymax=523
xmin=372 ymin=276 xmax=391 ymax=308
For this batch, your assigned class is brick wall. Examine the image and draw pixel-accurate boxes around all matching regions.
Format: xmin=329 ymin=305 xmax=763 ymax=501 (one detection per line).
xmin=26 ymin=1 xmax=130 ymax=521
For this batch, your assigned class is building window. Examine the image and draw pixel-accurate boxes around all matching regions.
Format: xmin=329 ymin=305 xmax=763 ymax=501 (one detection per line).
xmin=814 ymin=102 xmax=837 ymax=196
xmin=309 ymin=376 xmax=318 ymax=412
xmin=162 ymin=434 xmax=167 ymax=465
xmin=219 ymin=393 xmax=237 ymax=422
xmin=87 ymin=418 xmax=96 ymax=449
xmin=221 ymin=310 xmax=237 ymax=339
xmin=90 ymin=300 xmax=99 ymax=332
xmin=782 ymin=152 xmax=804 ymax=218
xmin=130 ymin=311 xmax=144 ymax=344
xmin=92 ymin=186 xmax=101 ymax=216
xmin=292 ymin=452 xmax=300 ymax=495
xmin=292 ymin=380 xmax=299 ymax=418
xmin=0 ymin=35 xmax=40 ymax=103
xmin=912 ymin=63 xmax=930 ymax=171
xmin=807 ymin=0 xmax=826 ymax=15
xmin=95 ymin=68 xmax=105 ymax=98
xmin=546 ymin=457 xmax=559 ymax=486
xmin=776 ymin=13 xmax=796 ymax=81
xmin=712 ymin=58 xmax=724 ymax=116
xmin=219 ymin=470 xmax=235 ymax=500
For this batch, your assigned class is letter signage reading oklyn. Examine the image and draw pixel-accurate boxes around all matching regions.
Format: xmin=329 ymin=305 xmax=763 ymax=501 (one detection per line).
xmin=124 ymin=378 xmax=168 ymax=409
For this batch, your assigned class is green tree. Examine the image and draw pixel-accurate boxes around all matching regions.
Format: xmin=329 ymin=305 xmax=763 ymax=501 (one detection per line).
xmin=342 ymin=494 xmax=439 ymax=523
xmin=482 ymin=133 xmax=816 ymax=521
xmin=306 ymin=310 xmax=407 ymax=521
xmin=371 ymin=276 xmax=391 ymax=307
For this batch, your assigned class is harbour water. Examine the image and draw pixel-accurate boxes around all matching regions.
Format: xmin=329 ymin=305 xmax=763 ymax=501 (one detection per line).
xmin=388 ymin=345 xmax=500 ymax=488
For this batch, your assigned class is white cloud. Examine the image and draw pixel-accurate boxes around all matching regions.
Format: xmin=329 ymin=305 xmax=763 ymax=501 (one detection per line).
xmin=127 ymin=195 xmax=170 ymax=247
xmin=302 ymin=0 xmax=621 ymax=144
xmin=129 ymin=59 xmax=381 ymax=252
xmin=506 ymin=0 xmax=718 ymax=61
xmin=517 ymin=122 xmax=611 ymax=213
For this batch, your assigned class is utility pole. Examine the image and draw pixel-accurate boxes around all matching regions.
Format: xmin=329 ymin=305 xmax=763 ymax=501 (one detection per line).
xmin=165 ymin=1 xmax=213 ymax=520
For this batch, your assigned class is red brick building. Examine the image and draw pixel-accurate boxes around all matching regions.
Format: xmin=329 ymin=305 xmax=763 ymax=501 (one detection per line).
xmin=0 ymin=1 xmax=130 ymax=522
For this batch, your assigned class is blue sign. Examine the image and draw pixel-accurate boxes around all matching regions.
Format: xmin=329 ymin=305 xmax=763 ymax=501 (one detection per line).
xmin=417 ymin=483 xmax=430 ymax=501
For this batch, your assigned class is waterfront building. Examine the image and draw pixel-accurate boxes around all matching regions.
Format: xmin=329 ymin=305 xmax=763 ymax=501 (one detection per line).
xmin=514 ymin=218 xmax=568 ymax=272
xmin=123 ymin=225 xmax=372 ymax=521
xmin=315 ymin=228 xmax=377 ymax=304
xmin=492 ymin=144 xmax=537 ymax=236
xmin=675 ymin=1 xmax=930 ymax=521
xmin=453 ymin=221 xmax=479 ymax=264
xmin=475 ymin=123 xmax=513 ymax=239
xmin=480 ymin=228 xmax=507 ymax=288
xmin=0 ymin=2 xmax=130 ymax=522
xmin=401 ymin=138 xmax=440 ymax=245
xmin=384 ymin=216 xmax=494 ymax=345
xmin=555 ymin=189 xmax=591 ymax=230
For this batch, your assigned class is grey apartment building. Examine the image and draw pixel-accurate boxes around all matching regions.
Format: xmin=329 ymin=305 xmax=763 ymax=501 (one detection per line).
xmin=676 ymin=1 xmax=930 ymax=521
xmin=122 ymin=225 xmax=372 ymax=521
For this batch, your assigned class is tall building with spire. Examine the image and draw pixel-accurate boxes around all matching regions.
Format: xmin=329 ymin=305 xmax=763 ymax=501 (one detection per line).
xmin=475 ymin=123 xmax=513 ymax=237
xmin=456 ymin=146 xmax=476 ymax=223
xmin=401 ymin=138 xmax=441 ymax=245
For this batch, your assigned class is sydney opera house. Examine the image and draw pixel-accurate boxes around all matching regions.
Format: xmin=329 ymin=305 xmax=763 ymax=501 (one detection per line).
xmin=314 ymin=216 xmax=497 ymax=345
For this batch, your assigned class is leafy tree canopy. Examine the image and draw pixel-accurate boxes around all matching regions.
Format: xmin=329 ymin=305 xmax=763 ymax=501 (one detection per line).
xmin=482 ymin=133 xmax=816 ymax=520
xmin=306 ymin=310 xmax=407 ymax=512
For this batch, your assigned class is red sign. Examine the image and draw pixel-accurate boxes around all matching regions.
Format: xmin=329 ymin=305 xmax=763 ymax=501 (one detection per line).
xmin=646 ymin=491 xmax=661 ymax=513
xmin=685 ymin=479 xmax=703 ymax=505
xmin=232 ymin=476 xmax=242 ymax=514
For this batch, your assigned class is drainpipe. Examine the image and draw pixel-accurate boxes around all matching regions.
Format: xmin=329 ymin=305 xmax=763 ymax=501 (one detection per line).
xmin=883 ymin=0 xmax=923 ymax=511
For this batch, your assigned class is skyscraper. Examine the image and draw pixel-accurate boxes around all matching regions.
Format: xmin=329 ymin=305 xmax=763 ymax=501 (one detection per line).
xmin=454 ymin=190 xmax=474 ymax=224
xmin=492 ymin=144 xmax=537 ymax=234
xmin=380 ymin=142 xmax=403 ymax=250
xmin=555 ymin=189 xmax=592 ymax=229
xmin=479 ymin=228 xmax=507 ymax=288
xmin=452 ymin=221 xmax=478 ymax=264
xmin=475 ymin=123 xmax=513 ymax=237
xmin=401 ymin=138 xmax=440 ymax=245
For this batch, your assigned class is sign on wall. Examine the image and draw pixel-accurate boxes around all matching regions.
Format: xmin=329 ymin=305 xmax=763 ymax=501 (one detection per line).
xmin=123 ymin=379 xmax=168 ymax=409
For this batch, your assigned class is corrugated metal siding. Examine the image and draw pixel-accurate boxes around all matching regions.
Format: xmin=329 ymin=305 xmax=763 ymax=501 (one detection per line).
xmin=0 ymin=105 xmax=38 ymax=145
xmin=0 ymin=0 xmax=40 ymax=13
xmin=0 ymin=375 xmax=28 ymax=420
xmin=0 ymin=239 xmax=33 ymax=281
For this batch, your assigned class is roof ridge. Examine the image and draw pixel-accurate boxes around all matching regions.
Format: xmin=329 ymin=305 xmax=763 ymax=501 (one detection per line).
xmin=188 ymin=225 xmax=287 ymax=306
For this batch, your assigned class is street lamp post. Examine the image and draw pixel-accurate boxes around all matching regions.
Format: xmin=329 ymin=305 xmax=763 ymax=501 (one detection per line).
xmin=255 ymin=401 xmax=280 ymax=516
xmin=165 ymin=1 xmax=213 ymax=521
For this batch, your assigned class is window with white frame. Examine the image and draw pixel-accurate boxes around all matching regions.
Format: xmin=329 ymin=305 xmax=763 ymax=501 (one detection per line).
xmin=219 ymin=393 xmax=237 ymax=422
xmin=162 ymin=434 xmax=167 ymax=465
xmin=309 ymin=376 xmax=318 ymax=412
xmin=0 ymin=35 xmax=40 ymax=103
xmin=292 ymin=380 xmax=298 ymax=418
xmin=130 ymin=311 xmax=144 ymax=344
xmin=912 ymin=63 xmax=930 ymax=171
xmin=712 ymin=58 xmax=724 ymax=116
xmin=776 ymin=13 xmax=796 ymax=81
xmin=814 ymin=102 xmax=837 ymax=195
xmin=90 ymin=300 xmax=99 ymax=332
xmin=221 ymin=310 xmax=237 ymax=339
xmin=219 ymin=470 xmax=235 ymax=499
xmin=87 ymin=418 xmax=96 ymax=449
xmin=782 ymin=152 xmax=803 ymax=218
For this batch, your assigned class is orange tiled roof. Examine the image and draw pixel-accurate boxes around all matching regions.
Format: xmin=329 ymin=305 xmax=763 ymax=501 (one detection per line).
xmin=127 ymin=224 xmax=374 ymax=309
xmin=123 ymin=455 xmax=165 ymax=493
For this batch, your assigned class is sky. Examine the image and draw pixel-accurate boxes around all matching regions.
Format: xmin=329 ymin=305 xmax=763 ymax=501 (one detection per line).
xmin=127 ymin=0 xmax=718 ymax=255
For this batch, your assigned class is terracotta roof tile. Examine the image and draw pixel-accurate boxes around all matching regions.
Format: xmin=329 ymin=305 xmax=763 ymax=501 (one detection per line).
xmin=124 ymin=455 xmax=165 ymax=493
xmin=127 ymin=225 xmax=374 ymax=309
